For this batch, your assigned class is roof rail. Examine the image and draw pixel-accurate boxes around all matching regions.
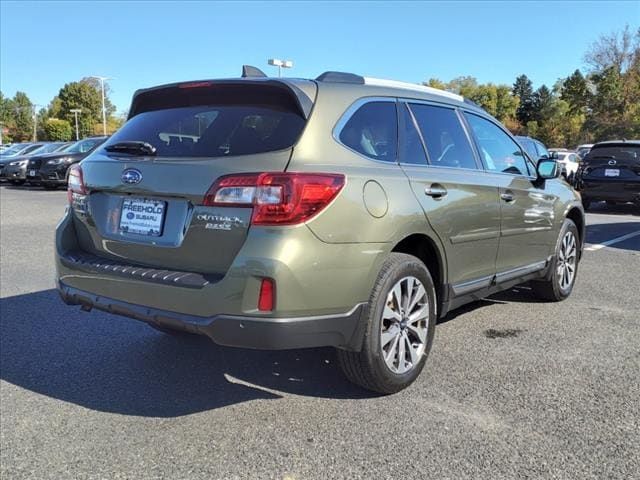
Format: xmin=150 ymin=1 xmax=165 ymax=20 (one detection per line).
xmin=363 ymin=77 xmax=464 ymax=102
xmin=242 ymin=65 xmax=267 ymax=78
xmin=463 ymin=98 xmax=483 ymax=109
xmin=316 ymin=71 xmax=365 ymax=84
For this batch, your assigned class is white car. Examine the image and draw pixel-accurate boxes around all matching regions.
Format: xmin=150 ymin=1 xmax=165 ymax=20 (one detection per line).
xmin=555 ymin=151 xmax=581 ymax=181
xmin=576 ymin=144 xmax=594 ymax=159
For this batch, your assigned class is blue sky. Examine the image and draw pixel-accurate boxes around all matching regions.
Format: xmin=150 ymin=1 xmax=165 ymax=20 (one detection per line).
xmin=1 ymin=1 xmax=638 ymax=114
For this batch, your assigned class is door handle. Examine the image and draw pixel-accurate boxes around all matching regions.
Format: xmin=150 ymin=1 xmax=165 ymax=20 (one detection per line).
xmin=425 ymin=184 xmax=447 ymax=199
xmin=500 ymin=191 xmax=515 ymax=202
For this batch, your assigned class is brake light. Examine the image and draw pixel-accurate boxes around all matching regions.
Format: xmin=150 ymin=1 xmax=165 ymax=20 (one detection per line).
xmin=67 ymin=164 xmax=86 ymax=203
xmin=258 ymin=278 xmax=275 ymax=311
xmin=178 ymin=81 xmax=213 ymax=89
xmin=203 ymin=172 xmax=345 ymax=225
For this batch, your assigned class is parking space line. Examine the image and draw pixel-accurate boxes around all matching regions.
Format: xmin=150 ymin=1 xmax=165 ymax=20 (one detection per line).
xmin=584 ymin=230 xmax=640 ymax=251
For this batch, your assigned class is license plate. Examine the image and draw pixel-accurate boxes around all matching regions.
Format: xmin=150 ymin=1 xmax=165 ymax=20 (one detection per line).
xmin=119 ymin=198 xmax=166 ymax=236
xmin=604 ymin=168 xmax=620 ymax=177
xmin=28 ymin=170 xmax=36 ymax=177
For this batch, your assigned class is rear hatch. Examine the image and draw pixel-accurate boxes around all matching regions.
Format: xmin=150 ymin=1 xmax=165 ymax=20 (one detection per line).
xmin=581 ymin=143 xmax=640 ymax=181
xmin=71 ymin=79 xmax=316 ymax=275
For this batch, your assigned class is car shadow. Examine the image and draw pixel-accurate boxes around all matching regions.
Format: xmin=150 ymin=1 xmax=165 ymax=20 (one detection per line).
xmin=586 ymin=222 xmax=640 ymax=252
xmin=0 ymin=289 xmax=375 ymax=418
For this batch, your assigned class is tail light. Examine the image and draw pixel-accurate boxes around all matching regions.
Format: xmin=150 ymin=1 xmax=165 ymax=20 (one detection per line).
xmin=203 ymin=172 xmax=345 ymax=225
xmin=67 ymin=164 xmax=87 ymax=203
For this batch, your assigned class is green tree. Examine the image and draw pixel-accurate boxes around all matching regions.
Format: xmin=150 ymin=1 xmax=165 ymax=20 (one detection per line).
xmin=0 ymin=92 xmax=16 ymax=143
xmin=12 ymin=92 xmax=34 ymax=141
xmin=495 ymin=85 xmax=519 ymax=124
xmin=43 ymin=118 xmax=73 ymax=141
xmin=560 ymin=69 xmax=590 ymax=114
xmin=583 ymin=25 xmax=640 ymax=140
xmin=446 ymin=76 xmax=478 ymax=97
xmin=512 ymin=74 xmax=535 ymax=126
xmin=423 ymin=78 xmax=447 ymax=90
xmin=533 ymin=85 xmax=554 ymax=123
xmin=57 ymin=78 xmax=115 ymax=137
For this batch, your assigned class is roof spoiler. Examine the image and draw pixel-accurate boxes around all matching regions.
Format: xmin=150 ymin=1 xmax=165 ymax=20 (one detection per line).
xmin=242 ymin=65 xmax=267 ymax=78
xmin=316 ymin=71 xmax=364 ymax=84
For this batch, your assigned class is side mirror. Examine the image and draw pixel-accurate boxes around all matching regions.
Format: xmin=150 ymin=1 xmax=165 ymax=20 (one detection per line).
xmin=550 ymin=151 xmax=559 ymax=159
xmin=537 ymin=159 xmax=558 ymax=179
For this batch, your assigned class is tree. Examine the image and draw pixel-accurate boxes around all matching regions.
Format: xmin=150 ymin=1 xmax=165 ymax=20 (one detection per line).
xmin=43 ymin=118 xmax=73 ymax=141
xmin=495 ymin=85 xmax=519 ymax=123
xmin=533 ymin=85 xmax=554 ymax=123
xmin=560 ymin=69 xmax=590 ymax=115
xmin=55 ymin=78 xmax=118 ymax=137
xmin=512 ymin=74 xmax=536 ymax=126
xmin=583 ymin=26 xmax=640 ymax=140
xmin=57 ymin=80 xmax=104 ymax=138
xmin=0 ymin=92 xmax=16 ymax=143
xmin=446 ymin=76 xmax=478 ymax=97
xmin=423 ymin=78 xmax=447 ymax=90
xmin=12 ymin=92 xmax=34 ymax=142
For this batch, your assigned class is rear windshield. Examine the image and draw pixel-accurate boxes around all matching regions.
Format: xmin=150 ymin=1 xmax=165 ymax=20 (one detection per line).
xmin=586 ymin=145 xmax=640 ymax=163
xmin=103 ymin=104 xmax=306 ymax=158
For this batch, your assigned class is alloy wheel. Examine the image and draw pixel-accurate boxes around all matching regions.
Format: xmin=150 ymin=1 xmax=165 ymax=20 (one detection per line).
xmin=380 ymin=276 xmax=429 ymax=374
xmin=557 ymin=231 xmax=577 ymax=291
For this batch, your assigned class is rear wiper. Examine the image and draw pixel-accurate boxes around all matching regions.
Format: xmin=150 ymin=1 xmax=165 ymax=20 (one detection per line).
xmin=104 ymin=141 xmax=157 ymax=156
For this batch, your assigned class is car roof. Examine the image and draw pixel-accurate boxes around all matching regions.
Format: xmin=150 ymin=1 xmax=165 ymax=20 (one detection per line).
xmin=128 ymin=67 xmax=485 ymax=119
xmin=592 ymin=140 xmax=640 ymax=147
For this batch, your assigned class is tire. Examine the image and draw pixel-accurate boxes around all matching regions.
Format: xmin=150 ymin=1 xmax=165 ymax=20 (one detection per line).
xmin=9 ymin=180 xmax=25 ymax=186
xmin=606 ymin=200 xmax=617 ymax=207
xmin=43 ymin=183 xmax=58 ymax=190
xmin=532 ymin=218 xmax=580 ymax=302
xmin=336 ymin=253 xmax=437 ymax=394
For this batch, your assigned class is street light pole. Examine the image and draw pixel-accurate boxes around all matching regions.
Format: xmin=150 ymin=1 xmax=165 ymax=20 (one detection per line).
xmin=268 ymin=58 xmax=293 ymax=77
xmin=70 ymin=109 xmax=82 ymax=140
xmin=89 ymin=76 xmax=112 ymax=135
xmin=32 ymin=105 xmax=37 ymax=141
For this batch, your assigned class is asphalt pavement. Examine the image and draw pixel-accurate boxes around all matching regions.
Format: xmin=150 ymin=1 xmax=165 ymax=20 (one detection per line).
xmin=1 ymin=185 xmax=639 ymax=480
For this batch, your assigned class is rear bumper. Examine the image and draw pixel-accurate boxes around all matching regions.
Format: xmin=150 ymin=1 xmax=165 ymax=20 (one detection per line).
xmin=57 ymin=281 xmax=366 ymax=350
xmin=580 ymin=180 xmax=640 ymax=203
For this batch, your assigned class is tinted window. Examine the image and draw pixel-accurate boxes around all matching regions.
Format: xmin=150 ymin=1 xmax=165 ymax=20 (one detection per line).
xmin=517 ymin=137 xmax=538 ymax=161
xmin=409 ymin=104 xmax=477 ymax=169
xmin=105 ymin=105 xmax=305 ymax=158
xmin=465 ymin=113 xmax=530 ymax=176
xmin=66 ymin=138 xmax=105 ymax=153
xmin=339 ymin=102 xmax=397 ymax=161
xmin=399 ymin=104 xmax=428 ymax=165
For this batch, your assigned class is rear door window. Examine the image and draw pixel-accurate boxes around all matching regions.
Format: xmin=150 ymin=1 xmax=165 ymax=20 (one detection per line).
xmin=409 ymin=104 xmax=478 ymax=169
xmin=465 ymin=113 xmax=531 ymax=176
xmin=338 ymin=101 xmax=397 ymax=162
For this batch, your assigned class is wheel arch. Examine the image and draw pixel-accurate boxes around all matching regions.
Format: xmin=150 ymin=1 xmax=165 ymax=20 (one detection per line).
xmin=565 ymin=206 xmax=585 ymax=256
xmin=391 ymin=233 xmax=447 ymax=312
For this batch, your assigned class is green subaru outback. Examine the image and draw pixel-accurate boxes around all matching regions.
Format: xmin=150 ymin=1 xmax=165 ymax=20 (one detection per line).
xmin=55 ymin=67 xmax=585 ymax=394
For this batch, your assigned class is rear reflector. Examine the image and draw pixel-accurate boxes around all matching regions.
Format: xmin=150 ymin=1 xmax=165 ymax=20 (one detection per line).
xmin=258 ymin=278 xmax=275 ymax=311
xmin=203 ymin=172 xmax=345 ymax=225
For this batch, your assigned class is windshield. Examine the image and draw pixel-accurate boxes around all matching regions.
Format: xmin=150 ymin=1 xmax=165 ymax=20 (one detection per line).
xmin=65 ymin=138 xmax=105 ymax=153
xmin=39 ymin=143 xmax=64 ymax=153
xmin=1 ymin=144 xmax=32 ymax=157
xmin=104 ymin=104 xmax=306 ymax=158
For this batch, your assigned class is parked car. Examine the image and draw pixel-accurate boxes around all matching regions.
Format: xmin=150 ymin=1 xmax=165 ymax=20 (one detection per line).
xmin=1 ymin=143 xmax=56 ymax=182
xmin=554 ymin=151 xmax=581 ymax=183
xmin=27 ymin=137 xmax=108 ymax=188
xmin=576 ymin=144 xmax=594 ymax=159
xmin=576 ymin=140 xmax=640 ymax=209
xmin=56 ymin=68 xmax=585 ymax=394
xmin=0 ymin=142 xmax=36 ymax=158
xmin=515 ymin=135 xmax=552 ymax=165
xmin=2 ymin=142 xmax=72 ymax=185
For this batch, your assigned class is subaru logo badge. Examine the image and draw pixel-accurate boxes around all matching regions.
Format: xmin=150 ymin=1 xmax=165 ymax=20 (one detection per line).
xmin=121 ymin=168 xmax=143 ymax=185
xmin=608 ymin=160 xmax=616 ymax=166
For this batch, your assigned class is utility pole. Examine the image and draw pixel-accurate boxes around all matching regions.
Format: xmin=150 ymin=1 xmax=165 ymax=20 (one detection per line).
xmin=89 ymin=76 xmax=112 ymax=135
xmin=70 ymin=109 xmax=82 ymax=140
xmin=32 ymin=105 xmax=37 ymax=141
